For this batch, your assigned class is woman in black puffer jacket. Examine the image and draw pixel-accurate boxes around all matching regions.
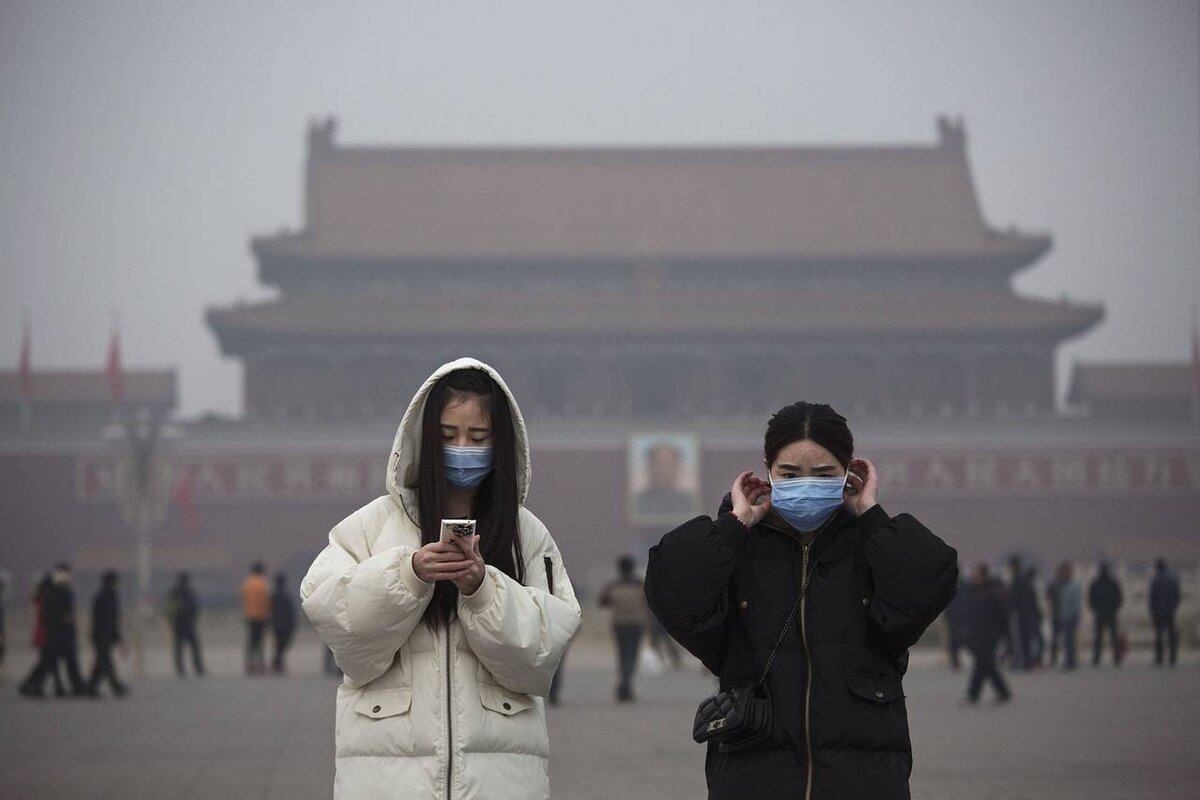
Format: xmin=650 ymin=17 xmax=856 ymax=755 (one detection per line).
xmin=644 ymin=401 xmax=957 ymax=800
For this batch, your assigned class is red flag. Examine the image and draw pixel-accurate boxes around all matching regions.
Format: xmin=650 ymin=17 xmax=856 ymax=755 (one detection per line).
xmin=106 ymin=328 xmax=123 ymax=405
xmin=172 ymin=469 xmax=199 ymax=533
xmin=18 ymin=312 xmax=32 ymax=400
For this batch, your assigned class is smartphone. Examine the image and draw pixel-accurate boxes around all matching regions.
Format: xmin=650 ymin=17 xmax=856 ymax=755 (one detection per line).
xmin=440 ymin=518 xmax=477 ymax=543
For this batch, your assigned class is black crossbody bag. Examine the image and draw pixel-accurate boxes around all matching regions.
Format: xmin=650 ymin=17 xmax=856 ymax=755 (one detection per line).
xmin=692 ymin=567 xmax=814 ymax=753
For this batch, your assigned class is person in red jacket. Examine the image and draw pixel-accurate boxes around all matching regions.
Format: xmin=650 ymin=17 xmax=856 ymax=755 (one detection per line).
xmin=18 ymin=573 xmax=66 ymax=698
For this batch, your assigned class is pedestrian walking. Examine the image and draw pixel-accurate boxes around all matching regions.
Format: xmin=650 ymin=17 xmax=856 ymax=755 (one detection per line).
xmin=1027 ymin=566 xmax=1046 ymax=666
xmin=645 ymin=401 xmax=958 ymax=800
xmin=300 ymin=358 xmax=581 ymax=800
xmin=43 ymin=564 xmax=87 ymax=695
xmin=241 ymin=562 xmax=270 ymax=675
xmin=1046 ymin=565 xmax=1064 ymax=667
xmin=648 ymin=615 xmax=683 ymax=671
xmin=1007 ymin=556 xmax=1039 ymax=670
xmin=945 ymin=570 xmax=970 ymax=670
xmin=1088 ymin=562 xmax=1123 ymax=666
xmin=270 ymin=572 xmax=296 ymax=674
xmin=1051 ymin=562 xmax=1083 ymax=670
xmin=599 ymin=555 xmax=650 ymax=702
xmin=18 ymin=574 xmax=65 ymax=698
xmin=965 ymin=563 xmax=1012 ymax=704
xmin=86 ymin=571 xmax=128 ymax=697
xmin=166 ymin=572 xmax=204 ymax=676
xmin=1148 ymin=558 xmax=1181 ymax=667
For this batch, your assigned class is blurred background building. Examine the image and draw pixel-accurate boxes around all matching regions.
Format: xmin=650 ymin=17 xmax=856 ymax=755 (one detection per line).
xmin=2 ymin=116 xmax=1198 ymax=603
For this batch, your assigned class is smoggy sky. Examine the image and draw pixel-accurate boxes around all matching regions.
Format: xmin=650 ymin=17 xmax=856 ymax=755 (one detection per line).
xmin=2 ymin=0 xmax=1197 ymax=417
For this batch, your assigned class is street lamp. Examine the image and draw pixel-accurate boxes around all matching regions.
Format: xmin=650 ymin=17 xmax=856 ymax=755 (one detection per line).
xmin=103 ymin=409 xmax=181 ymax=676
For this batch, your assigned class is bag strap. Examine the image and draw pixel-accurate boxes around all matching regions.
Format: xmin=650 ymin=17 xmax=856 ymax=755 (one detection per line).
xmin=755 ymin=564 xmax=817 ymax=686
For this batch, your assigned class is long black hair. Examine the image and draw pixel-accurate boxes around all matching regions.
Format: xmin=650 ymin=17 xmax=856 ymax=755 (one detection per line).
xmin=417 ymin=368 xmax=525 ymax=629
xmin=764 ymin=401 xmax=854 ymax=469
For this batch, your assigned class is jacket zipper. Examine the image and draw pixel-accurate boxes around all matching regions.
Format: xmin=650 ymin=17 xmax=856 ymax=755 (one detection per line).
xmin=801 ymin=543 xmax=813 ymax=800
xmin=445 ymin=627 xmax=453 ymax=800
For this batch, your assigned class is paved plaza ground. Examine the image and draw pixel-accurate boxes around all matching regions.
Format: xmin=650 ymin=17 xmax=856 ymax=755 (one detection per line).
xmin=1 ymin=630 xmax=1197 ymax=799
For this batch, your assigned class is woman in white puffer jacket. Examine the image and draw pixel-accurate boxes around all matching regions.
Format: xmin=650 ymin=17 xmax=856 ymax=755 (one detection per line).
xmin=301 ymin=357 xmax=582 ymax=800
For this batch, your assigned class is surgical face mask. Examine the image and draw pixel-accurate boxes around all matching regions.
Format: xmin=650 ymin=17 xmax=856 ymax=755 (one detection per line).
xmin=443 ymin=445 xmax=494 ymax=489
xmin=769 ymin=473 xmax=848 ymax=533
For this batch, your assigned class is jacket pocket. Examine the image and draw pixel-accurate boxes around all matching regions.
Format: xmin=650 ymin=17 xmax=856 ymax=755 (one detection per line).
xmin=354 ymin=687 xmax=413 ymax=719
xmin=479 ymin=683 xmax=534 ymax=716
xmin=846 ymin=672 xmax=905 ymax=704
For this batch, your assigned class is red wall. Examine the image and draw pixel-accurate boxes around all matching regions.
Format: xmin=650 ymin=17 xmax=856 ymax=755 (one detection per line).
xmin=3 ymin=447 xmax=1198 ymax=603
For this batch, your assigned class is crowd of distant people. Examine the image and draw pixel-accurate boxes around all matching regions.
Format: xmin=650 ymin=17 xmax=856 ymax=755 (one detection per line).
xmin=945 ymin=556 xmax=1184 ymax=705
xmin=7 ymin=560 xmax=306 ymax=698
xmin=0 ymin=552 xmax=1187 ymax=707
xmin=237 ymin=561 xmax=297 ymax=676
xmin=15 ymin=564 xmax=126 ymax=698
xmin=592 ymin=551 xmax=1187 ymax=709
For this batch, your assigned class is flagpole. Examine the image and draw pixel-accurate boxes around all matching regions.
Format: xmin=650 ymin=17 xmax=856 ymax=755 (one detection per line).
xmin=108 ymin=312 xmax=123 ymax=426
xmin=18 ymin=310 xmax=32 ymax=431
xmin=1191 ymin=303 xmax=1199 ymax=425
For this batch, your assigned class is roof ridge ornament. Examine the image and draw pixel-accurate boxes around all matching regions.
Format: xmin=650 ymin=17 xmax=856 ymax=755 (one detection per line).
xmin=936 ymin=115 xmax=967 ymax=153
xmin=308 ymin=116 xmax=338 ymax=158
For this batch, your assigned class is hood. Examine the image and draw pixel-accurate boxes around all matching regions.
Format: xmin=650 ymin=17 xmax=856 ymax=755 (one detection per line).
xmin=386 ymin=357 xmax=531 ymax=517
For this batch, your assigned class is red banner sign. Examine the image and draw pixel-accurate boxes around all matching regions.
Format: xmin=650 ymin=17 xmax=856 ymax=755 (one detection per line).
xmin=74 ymin=447 xmax=1200 ymax=503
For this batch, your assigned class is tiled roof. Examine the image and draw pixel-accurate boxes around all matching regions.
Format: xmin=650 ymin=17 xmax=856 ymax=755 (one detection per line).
xmin=0 ymin=370 xmax=177 ymax=404
xmin=254 ymin=119 xmax=1049 ymax=265
xmin=1068 ymin=362 xmax=1197 ymax=403
xmin=208 ymin=289 xmax=1102 ymax=346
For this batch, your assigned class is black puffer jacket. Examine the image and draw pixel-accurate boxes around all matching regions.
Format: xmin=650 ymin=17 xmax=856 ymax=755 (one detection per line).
xmin=645 ymin=498 xmax=957 ymax=800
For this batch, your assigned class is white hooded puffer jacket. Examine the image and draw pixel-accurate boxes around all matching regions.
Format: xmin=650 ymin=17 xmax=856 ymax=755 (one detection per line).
xmin=300 ymin=358 xmax=582 ymax=800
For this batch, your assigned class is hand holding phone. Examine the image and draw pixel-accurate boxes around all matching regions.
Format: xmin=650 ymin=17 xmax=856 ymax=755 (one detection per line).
xmin=413 ymin=520 xmax=479 ymax=584
xmin=440 ymin=518 xmax=477 ymax=542
xmin=439 ymin=519 xmax=485 ymax=595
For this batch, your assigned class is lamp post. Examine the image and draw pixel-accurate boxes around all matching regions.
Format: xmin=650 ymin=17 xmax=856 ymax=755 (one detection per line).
xmin=104 ymin=410 xmax=179 ymax=676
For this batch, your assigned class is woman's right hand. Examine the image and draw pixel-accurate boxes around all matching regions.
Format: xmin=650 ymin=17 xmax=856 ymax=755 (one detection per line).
xmin=730 ymin=470 xmax=771 ymax=529
xmin=412 ymin=541 xmax=474 ymax=584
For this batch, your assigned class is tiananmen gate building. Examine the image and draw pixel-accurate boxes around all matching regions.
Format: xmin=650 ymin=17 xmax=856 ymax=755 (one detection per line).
xmin=2 ymin=117 xmax=1198 ymax=608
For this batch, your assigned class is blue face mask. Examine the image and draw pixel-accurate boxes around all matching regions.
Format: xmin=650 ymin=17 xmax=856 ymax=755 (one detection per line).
xmin=769 ymin=474 xmax=848 ymax=532
xmin=443 ymin=445 xmax=495 ymax=489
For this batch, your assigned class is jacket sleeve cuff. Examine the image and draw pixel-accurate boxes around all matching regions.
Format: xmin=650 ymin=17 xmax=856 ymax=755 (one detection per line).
xmin=716 ymin=511 xmax=750 ymax=538
xmin=399 ymin=551 xmax=433 ymax=598
xmin=857 ymin=504 xmax=891 ymax=534
xmin=460 ymin=567 xmax=499 ymax=612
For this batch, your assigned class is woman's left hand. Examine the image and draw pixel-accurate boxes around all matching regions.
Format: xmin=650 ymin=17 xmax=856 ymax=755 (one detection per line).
xmin=447 ymin=534 xmax=486 ymax=596
xmin=843 ymin=457 xmax=879 ymax=517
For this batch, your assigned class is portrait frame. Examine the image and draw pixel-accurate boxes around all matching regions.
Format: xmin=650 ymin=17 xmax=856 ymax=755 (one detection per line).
xmin=627 ymin=431 xmax=702 ymax=527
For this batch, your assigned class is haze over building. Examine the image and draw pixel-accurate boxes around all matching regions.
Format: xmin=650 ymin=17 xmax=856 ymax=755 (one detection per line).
xmin=3 ymin=119 xmax=1197 ymax=601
